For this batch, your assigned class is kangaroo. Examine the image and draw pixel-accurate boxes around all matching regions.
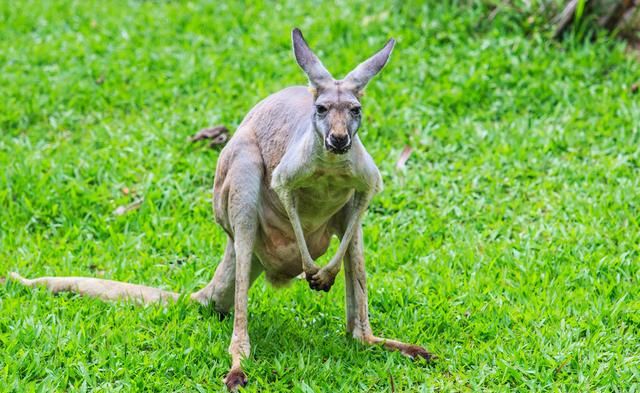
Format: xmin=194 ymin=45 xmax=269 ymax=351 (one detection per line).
xmin=9 ymin=28 xmax=435 ymax=390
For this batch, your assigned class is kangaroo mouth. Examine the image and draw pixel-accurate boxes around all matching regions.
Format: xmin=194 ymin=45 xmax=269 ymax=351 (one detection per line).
xmin=324 ymin=138 xmax=352 ymax=155
xmin=325 ymin=140 xmax=351 ymax=154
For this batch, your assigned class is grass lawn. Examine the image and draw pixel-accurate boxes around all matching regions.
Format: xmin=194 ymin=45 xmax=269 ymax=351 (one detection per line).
xmin=2 ymin=0 xmax=640 ymax=391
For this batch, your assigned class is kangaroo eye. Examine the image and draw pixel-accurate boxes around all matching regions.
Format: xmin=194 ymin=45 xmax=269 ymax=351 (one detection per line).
xmin=350 ymin=107 xmax=361 ymax=116
xmin=316 ymin=105 xmax=328 ymax=115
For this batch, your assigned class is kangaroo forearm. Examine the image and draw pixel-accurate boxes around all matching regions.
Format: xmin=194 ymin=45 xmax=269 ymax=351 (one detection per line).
xmin=324 ymin=191 xmax=371 ymax=273
xmin=273 ymin=187 xmax=319 ymax=273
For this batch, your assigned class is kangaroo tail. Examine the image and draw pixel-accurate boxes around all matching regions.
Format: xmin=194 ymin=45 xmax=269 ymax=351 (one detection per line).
xmin=8 ymin=272 xmax=180 ymax=305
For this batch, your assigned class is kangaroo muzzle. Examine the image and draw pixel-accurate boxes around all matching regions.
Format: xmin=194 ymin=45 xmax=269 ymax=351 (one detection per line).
xmin=325 ymin=133 xmax=351 ymax=154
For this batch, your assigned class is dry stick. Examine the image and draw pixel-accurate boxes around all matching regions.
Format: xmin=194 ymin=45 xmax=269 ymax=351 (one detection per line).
xmin=389 ymin=373 xmax=396 ymax=393
xmin=487 ymin=6 xmax=500 ymax=24
xmin=113 ymin=197 xmax=144 ymax=216
xmin=553 ymin=0 xmax=581 ymax=39
xmin=554 ymin=0 xmax=638 ymax=39
xmin=599 ymin=0 xmax=638 ymax=31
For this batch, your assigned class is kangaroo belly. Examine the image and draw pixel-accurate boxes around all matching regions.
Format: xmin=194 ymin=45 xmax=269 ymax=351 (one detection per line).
xmin=253 ymin=190 xmax=348 ymax=285
xmin=254 ymin=223 xmax=333 ymax=285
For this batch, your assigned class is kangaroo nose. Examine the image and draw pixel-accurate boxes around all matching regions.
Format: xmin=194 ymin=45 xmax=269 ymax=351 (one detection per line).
xmin=329 ymin=134 xmax=350 ymax=149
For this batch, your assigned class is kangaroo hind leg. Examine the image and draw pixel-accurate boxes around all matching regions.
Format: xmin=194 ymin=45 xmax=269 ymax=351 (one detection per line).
xmin=190 ymin=237 xmax=263 ymax=318
xmin=219 ymin=139 xmax=264 ymax=390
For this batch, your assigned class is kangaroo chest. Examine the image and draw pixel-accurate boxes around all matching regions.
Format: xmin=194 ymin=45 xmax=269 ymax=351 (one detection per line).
xmin=295 ymin=170 xmax=355 ymax=228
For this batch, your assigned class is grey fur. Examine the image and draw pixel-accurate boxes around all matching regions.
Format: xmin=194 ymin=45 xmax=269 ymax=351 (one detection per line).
xmin=10 ymin=29 xmax=433 ymax=390
xmin=344 ymin=38 xmax=396 ymax=93
xmin=292 ymin=28 xmax=333 ymax=88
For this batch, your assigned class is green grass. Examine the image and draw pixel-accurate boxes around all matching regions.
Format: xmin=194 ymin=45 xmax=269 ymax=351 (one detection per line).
xmin=1 ymin=0 xmax=640 ymax=391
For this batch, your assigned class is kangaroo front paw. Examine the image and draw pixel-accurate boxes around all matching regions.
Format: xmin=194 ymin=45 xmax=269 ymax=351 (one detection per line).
xmin=306 ymin=269 xmax=336 ymax=292
xmin=224 ymin=368 xmax=248 ymax=391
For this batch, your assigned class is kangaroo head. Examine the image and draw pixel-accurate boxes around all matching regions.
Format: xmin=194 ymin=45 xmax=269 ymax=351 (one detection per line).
xmin=291 ymin=28 xmax=395 ymax=155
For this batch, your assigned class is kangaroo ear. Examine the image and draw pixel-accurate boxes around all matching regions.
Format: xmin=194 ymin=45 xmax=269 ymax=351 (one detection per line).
xmin=292 ymin=28 xmax=333 ymax=89
xmin=344 ymin=38 xmax=395 ymax=93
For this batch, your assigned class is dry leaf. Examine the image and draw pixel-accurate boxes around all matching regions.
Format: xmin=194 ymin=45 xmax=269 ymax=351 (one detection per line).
xmin=190 ymin=125 xmax=229 ymax=147
xmin=396 ymin=146 xmax=413 ymax=170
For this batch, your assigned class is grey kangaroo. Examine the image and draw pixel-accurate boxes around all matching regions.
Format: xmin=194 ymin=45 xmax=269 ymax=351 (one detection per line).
xmin=10 ymin=28 xmax=434 ymax=390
